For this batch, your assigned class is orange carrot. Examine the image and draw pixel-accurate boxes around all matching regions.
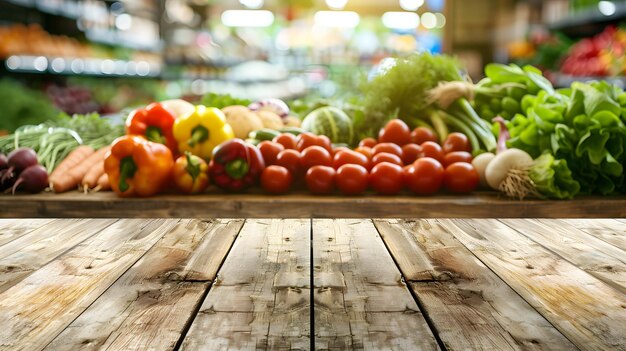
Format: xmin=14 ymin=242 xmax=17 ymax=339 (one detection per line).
xmin=81 ymin=159 xmax=105 ymax=192
xmin=96 ymin=173 xmax=110 ymax=191
xmin=49 ymin=146 xmax=94 ymax=185
xmin=52 ymin=146 xmax=110 ymax=193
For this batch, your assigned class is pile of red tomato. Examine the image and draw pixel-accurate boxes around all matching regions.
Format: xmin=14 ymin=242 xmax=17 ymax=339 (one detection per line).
xmin=258 ymin=119 xmax=480 ymax=195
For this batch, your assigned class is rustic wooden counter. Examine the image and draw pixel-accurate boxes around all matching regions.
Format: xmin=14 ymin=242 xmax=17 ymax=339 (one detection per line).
xmin=0 ymin=218 xmax=623 ymax=350
xmin=1 ymin=191 xmax=625 ymax=218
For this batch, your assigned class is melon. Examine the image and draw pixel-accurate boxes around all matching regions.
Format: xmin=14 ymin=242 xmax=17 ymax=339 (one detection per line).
xmin=301 ymin=107 xmax=354 ymax=144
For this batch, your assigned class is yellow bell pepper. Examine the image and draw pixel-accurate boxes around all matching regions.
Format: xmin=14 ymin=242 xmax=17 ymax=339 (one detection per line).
xmin=173 ymin=105 xmax=235 ymax=160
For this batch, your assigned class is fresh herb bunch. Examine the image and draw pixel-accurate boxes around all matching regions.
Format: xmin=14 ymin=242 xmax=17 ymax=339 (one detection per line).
xmin=201 ymin=93 xmax=252 ymax=109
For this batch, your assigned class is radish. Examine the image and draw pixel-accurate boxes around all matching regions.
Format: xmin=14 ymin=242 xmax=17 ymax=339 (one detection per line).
xmin=12 ymin=165 xmax=49 ymax=194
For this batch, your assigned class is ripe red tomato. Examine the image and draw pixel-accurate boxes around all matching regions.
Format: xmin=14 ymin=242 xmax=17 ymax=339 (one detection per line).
xmin=379 ymin=119 xmax=411 ymax=146
xmin=402 ymin=143 xmax=422 ymax=165
xmin=297 ymin=132 xmax=332 ymax=153
xmin=336 ymin=164 xmax=369 ymax=195
xmin=258 ymin=141 xmax=285 ymax=166
xmin=418 ymin=141 xmax=445 ymax=163
xmin=359 ymin=137 xmax=377 ymax=148
xmin=372 ymin=142 xmax=403 ymax=158
xmin=333 ymin=150 xmax=370 ymax=170
xmin=274 ymin=149 xmax=302 ymax=178
xmin=369 ymin=162 xmax=404 ymax=195
xmin=273 ymin=133 xmax=297 ymax=150
xmin=443 ymin=151 xmax=473 ymax=168
xmin=261 ymin=166 xmax=292 ymax=194
xmin=300 ymin=146 xmax=333 ymax=170
xmin=444 ymin=162 xmax=479 ymax=193
xmin=332 ymin=146 xmax=351 ymax=156
xmin=411 ymin=127 xmax=438 ymax=145
xmin=353 ymin=146 xmax=373 ymax=160
xmin=404 ymin=157 xmax=444 ymax=195
xmin=305 ymin=165 xmax=336 ymax=195
xmin=443 ymin=133 xmax=471 ymax=153
xmin=372 ymin=152 xmax=403 ymax=167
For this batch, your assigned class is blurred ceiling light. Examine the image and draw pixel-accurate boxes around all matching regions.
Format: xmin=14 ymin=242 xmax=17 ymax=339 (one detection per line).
xmin=325 ymin=0 xmax=348 ymax=10
xmin=239 ymin=0 xmax=264 ymax=9
xmin=314 ymin=11 xmax=360 ymax=28
xmin=435 ymin=12 xmax=446 ymax=28
xmin=115 ymin=14 xmax=132 ymax=30
xmin=421 ymin=12 xmax=436 ymax=29
xmin=399 ymin=0 xmax=424 ymax=11
xmin=382 ymin=12 xmax=419 ymax=30
xmin=221 ymin=10 xmax=274 ymax=27
xmin=427 ymin=0 xmax=445 ymax=11
xmin=598 ymin=1 xmax=616 ymax=16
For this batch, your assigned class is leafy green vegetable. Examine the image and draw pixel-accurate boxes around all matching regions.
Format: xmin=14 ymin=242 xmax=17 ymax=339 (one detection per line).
xmin=529 ymin=154 xmax=580 ymax=199
xmin=201 ymin=93 xmax=252 ymax=109
xmin=0 ymin=79 xmax=60 ymax=132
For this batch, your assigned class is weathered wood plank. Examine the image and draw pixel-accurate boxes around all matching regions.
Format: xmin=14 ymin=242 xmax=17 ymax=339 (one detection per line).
xmin=1 ymin=191 xmax=625 ymax=218
xmin=375 ymin=219 xmax=575 ymax=351
xmin=561 ymin=219 xmax=626 ymax=251
xmin=181 ymin=219 xmax=310 ymax=350
xmin=314 ymin=219 xmax=439 ymax=350
xmin=45 ymin=219 xmax=244 ymax=351
xmin=0 ymin=219 xmax=116 ymax=294
xmin=0 ymin=219 xmax=54 ymax=247
xmin=502 ymin=219 xmax=626 ymax=293
xmin=0 ymin=219 xmax=178 ymax=351
xmin=441 ymin=219 xmax=626 ymax=351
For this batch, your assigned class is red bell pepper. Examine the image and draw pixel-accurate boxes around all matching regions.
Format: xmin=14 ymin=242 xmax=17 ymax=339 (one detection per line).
xmin=209 ymin=139 xmax=265 ymax=191
xmin=126 ymin=102 xmax=178 ymax=154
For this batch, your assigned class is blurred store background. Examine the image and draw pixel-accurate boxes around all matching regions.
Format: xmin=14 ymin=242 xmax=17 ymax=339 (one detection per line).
xmin=1 ymin=0 xmax=626 ymax=131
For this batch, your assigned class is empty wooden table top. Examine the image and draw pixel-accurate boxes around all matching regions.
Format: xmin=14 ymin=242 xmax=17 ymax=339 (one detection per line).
xmin=0 ymin=218 xmax=624 ymax=350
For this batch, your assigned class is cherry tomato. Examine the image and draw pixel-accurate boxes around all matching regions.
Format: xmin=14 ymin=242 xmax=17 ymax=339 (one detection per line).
xmin=404 ymin=157 xmax=444 ymax=195
xmin=273 ymin=133 xmax=297 ymax=150
xmin=443 ymin=151 xmax=473 ymax=168
xmin=258 ymin=141 xmax=285 ymax=166
xmin=359 ymin=137 xmax=377 ymax=148
xmin=275 ymin=149 xmax=302 ymax=178
xmin=297 ymin=132 xmax=332 ymax=153
xmin=369 ymin=162 xmax=404 ymax=195
xmin=353 ymin=146 xmax=373 ymax=160
xmin=372 ymin=142 xmax=403 ymax=158
xmin=443 ymin=133 xmax=471 ymax=153
xmin=333 ymin=150 xmax=370 ymax=170
xmin=402 ymin=143 xmax=422 ymax=165
xmin=444 ymin=162 xmax=479 ymax=193
xmin=335 ymin=164 xmax=369 ymax=195
xmin=372 ymin=152 xmax=403 ymax=167
xmin=305 ymin=165 xmax=336 ymax=195
xmin=261 ymin=165 xmax=292 ymax=194
xmin=300 ymin=146 xmax=333 ymax=170
xmin=332 ymin=146 xmax=351 ymax=156
xmin=418 ymin=141 xmax=445 ymax=163
xmin=379 ymin=119 xmax=411 ymax=146
xmin=411 ymin=127 xmax=438 ymax=145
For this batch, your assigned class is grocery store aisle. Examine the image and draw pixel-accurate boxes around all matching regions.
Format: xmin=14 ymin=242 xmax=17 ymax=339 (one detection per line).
xmin=0 ymin=218 xmax=624 ymax=350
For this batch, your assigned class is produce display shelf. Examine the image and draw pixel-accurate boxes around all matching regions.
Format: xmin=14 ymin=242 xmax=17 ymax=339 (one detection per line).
xmin=1 ymin=191 xmax=624 ymax=219
xmin=548 ymin=2 xmax=626 ymax=37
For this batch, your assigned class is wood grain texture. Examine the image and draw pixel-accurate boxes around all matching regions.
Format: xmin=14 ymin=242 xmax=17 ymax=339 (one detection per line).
xmin=0 ymin=219 xmax=116 ymax=293
xmin=502 ymin=219 xmax=626 ymax=293
xmin=0 ymin=219 xmax=178 ymax=351
xmin=561 ymin=219 xmax=626 ymax=250
xmin=45 ymin=219 xmax=244 ymax=351
xmin=375 ymin=219 xmax=575 ymax=351
xmin=441 ymin=219 xmax=626 ymax=351
xmin=1 ymin=191 xmax=625 ymax=218
xmin=0 ymin=219 xmax=54 ymax=247
xmin=314 ymin=219 xmax=439 ymax=350
xmin=181 ymin=219 xmax=311 ymax=350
